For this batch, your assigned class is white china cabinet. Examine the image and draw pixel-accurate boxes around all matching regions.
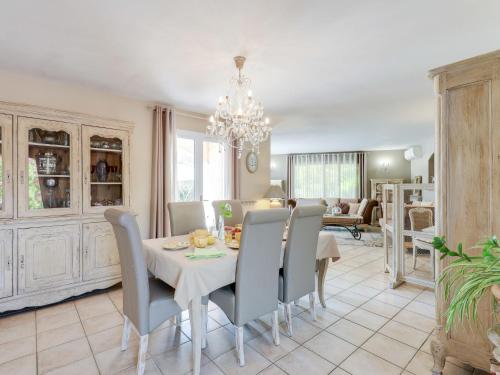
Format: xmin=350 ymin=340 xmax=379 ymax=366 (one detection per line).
xmin=0 ymin=101 xmax=133 ymax=312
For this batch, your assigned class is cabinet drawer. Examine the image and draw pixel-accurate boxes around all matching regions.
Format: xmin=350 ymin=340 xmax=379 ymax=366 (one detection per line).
xmin=18 ymin=224 xmax=80 ymax=294
xmin=83 ymin=222 xmax=121 ymax=281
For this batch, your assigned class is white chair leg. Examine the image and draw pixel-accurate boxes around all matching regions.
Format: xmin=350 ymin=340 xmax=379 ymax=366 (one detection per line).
xmin=201 ymin=303 xmax=208 ymax=349
xmin=272 ymin=310 xmax=280 ymax=346
xmin=136 ymin=334 xmax=148 ymax=375
xmin=413 ymin=244 xmax=418 ymax=269
xmin=284 ymin=303 xmax=293 ymax=337
xmin=309 ymin=292 xmax=317 ymax=321
xmin=121 ymin=315 xmax=132 ymax=351
xmin=174 ymin=313 xmax=183 ymax=326
xmin=235 ymin=326 xmax=245 ymax=367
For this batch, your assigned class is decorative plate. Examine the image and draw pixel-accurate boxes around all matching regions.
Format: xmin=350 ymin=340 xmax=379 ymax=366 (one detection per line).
xmin=163 ymin=241 xmax=190 ymax=251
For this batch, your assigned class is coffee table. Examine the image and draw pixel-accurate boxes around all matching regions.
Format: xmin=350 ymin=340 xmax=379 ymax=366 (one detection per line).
xmin=322 ymin=214 xmax=363 ymax=240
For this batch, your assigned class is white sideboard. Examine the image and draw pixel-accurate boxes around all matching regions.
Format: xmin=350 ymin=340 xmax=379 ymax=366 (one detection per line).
xmin=0 ymin=101 xmax=132 ymax=312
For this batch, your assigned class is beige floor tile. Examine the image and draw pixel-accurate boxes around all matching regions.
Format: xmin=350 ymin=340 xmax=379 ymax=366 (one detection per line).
xmin=0 ymin=311 xmax=35 ymax=330
xmin=214 ymin=345 xmax=271 ymax=375
xmin=379 ymin=320 xmax=429 ymax=349
xmin=37 ymin=337 xmax=92 ymax=374
xmin=0 ymin=318 xmax=35 ymax=345
xmin=37 ymin=322 xmax=85 ymax=352
xmin=82 ymin=310 xmax=123 ymax=335
xmin=348 ymin=284 xmax=382 ymax=298
xmin=405 ymin=350 xmax=434 ymax=375
xmin=114 ymin=359 xmax=161 ymax=375
xmin=36 ymin=309 xmax=80 ymax=333
xmin=247 ymin=330 xmax=299 ymax=362
xmin=303 ymin=331 xmax=356 ymax=365
xmin=386 ymin=284 xmax=423 ymax=299
xmin=0 ymin=354 xmax=36 ymax=375
xmin=344 ymin=308 xmax=388 ymax=331
xmin=209 ymin=308 xmax=232 ymax=326
xmin=335 ymin=290 xmax=371 ymax=307
xmin=153 ymin=341 xmax=209 ymax=374
xmin=337 ymin=273 xmax=367 ymax=283
xmin=36 ymin=302 xmax=76 ymax=320
xmin=147 ymin=325 xmax=189 ymax=355
xmin=0 ymin=336 xmax=36 ymax=365
xmin=296 ymin=307 xmax=340 ymax=329
xmin=322 ymin=297 xmax=357 ymax=317
xmin=279 ymin=317 xmax=321 ymax=344
xmin=181 ymin=317 xmax=220 ymax=339
xmin=94 ymin=340 xmax=143 ymax=375
xmin=275 ymin=347 xmax=335 ymax=375
xmin=88 ymin=324 xmax=137 ymax=354
xmin=203 ymin=326 xmax=237 ymax=360
xmin=360 ymin=299 xmax=400 ymax=318
xmin=330 ymin=367 xmax=350 ymax=375
xmin=374 ymin=291 xmax=412 ymax=308
xmin=358 ymin=278 xmax=388 ymax=291
xmin=326 ymin=278 xmax=356 ymax=290
xmin=185 ymin=360 xmax=225 ymax=375
xmin=44 ymin=356 xmax=99 ymax=375
xmin=75 ymin=294 xmax=117 ymax=320
xmin=393 ymin=310 xmax=435 ymax=333
xmin=420 ymin=335 xmax=432 ymax=354
xmin=341 ymin=348 xmax=402 ymax=375
xmin=415 ymin=290 xmax=436 ymax=306
xmin=327 ymin=318 xmax=374 ymax=346
xmin=259 ymin=364 xmax=287 ymax=374
xmin=362 ymin=333 xmax=416 ymax=368
xmin=224 ymin=320 xmax=271 ymax=343
xmin=405 ymin=300 xmax=436 ymax=319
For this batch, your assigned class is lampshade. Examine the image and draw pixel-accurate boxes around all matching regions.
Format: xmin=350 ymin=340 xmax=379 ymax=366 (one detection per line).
xmin=264 ymin=185 xmax=286 ymax=199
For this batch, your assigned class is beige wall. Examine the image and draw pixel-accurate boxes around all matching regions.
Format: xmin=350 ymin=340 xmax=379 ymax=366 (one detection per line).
xmin=0 ymin=69 xmax=154 ymax=237
xmin=366 ymin=149 xmax=411 ymax=196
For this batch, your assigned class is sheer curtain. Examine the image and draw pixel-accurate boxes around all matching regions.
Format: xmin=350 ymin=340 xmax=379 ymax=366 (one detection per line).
xmin=288 ymin=152 xmax=363 ymax=199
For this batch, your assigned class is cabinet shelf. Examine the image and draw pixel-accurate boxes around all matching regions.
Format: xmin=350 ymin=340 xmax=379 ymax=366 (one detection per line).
xmin=35 ymin=174 xmax=71 ymax=178
xmin=90 ymin=147 xmax=122 ymax=153
xmin=90 ymin=182 xmax=122 ymax=185
xmin=28 ymin=142 xmax=70 ymax=149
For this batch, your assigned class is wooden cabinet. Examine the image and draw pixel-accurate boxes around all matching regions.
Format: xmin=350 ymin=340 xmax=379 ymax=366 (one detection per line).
xmin=83 ymin=222 xmax=120 ymax=281
xmin=17 ymin=116 xmax=80 ymax=217
xmin=18 ymin=225 xmax=80 ymax=294
xmin=0 ymin=230 xmax=13 ymax=299
xmin=429 ymin=51 xmax=500 ymax=373
xmin=82 ymin=125 xmax=130 ymax=214
xmin=0 ymin=114 xmax=13 ymax=219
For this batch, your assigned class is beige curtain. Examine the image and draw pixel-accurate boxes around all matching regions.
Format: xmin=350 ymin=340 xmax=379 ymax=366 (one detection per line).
xmin=150 ymin=105 xmax=176 ymax=238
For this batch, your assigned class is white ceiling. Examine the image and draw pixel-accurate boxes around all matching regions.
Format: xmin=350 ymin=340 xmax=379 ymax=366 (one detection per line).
xmin=1 ymin=0 xmax=499 ymax=154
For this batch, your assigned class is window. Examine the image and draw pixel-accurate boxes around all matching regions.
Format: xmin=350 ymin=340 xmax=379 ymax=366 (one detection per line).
xmin=174 ymin=130 xmax=230 ymax=227
xmin=291 ymin=152 xmax=360 ymax=199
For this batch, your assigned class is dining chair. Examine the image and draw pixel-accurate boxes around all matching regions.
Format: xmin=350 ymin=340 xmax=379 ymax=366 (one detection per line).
xmin=212 ymin=199 xmax=244 ymax=229
xmin=206 ymin=208 xmax=289 ymax=367
xmin=167 ymin=201 xmax=206 ymax=236
xmin=279 ymin=205 xmax=326 ymax=336
xmin=409 ymin=207 xmax=434 ymax=269
xmin=104 ymin=208 xmax=183 ymax=375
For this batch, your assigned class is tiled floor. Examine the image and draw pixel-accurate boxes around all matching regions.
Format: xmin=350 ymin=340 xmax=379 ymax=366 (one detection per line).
xmin=0 ymin=231 xmax=489 ymax=375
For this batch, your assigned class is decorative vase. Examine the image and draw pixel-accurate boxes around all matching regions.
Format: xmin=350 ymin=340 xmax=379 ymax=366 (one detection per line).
xmin=96 ymin=160 xmax=108 ymax=182
xmin=217 ymin=215 xmax=225 ymax=240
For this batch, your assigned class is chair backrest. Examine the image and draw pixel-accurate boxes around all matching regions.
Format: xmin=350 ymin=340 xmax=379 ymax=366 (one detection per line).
xmin=234 ymin=208 xmax=289 ymax=326
xmin=104 ymin=208 xmax=150 ymax=335
xmin=167 ymin=201 xmax=206 ymax=236
xmin=212 ymin=200 xmax=244 ymax=229
xmin=409 ymin=207 xmax=433 ymax=232
xmin=282 ymin=205 xmax=326 ymax=302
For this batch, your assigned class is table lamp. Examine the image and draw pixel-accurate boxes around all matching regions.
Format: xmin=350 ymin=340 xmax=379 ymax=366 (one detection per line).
xmin=264 ymin=185 xmax=286 ymax=208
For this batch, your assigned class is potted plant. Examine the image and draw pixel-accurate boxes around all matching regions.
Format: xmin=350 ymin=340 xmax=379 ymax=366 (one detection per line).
xmin=432 ymin=236 xmax=500 ymax=332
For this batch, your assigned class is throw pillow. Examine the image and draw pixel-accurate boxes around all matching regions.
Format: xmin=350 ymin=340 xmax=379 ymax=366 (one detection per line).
xmin=357 ymin=198 xmax=368 ymax=216
xmin=348 ymin=203 xmax=360 ymax=215
xmin=338 ymin=202 xmax=349 ymax=214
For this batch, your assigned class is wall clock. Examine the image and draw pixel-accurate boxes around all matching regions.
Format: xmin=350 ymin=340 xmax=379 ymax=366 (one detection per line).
xmin=246 ymin=152 xmax=258 ymax=173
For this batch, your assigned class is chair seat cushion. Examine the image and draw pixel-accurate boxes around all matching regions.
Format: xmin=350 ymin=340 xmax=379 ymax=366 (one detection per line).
xmin=209 ymin=284 xmax=236 ymax=324
xmin=149 ymin=278 xmax=182 ymax=331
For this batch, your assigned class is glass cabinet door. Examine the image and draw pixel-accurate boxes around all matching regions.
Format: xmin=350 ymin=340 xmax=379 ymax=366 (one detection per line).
xmin=0 ymin=114 xmax=13 ymax=218
xmin=17 ymin=117 xmax=80 ymax=217
xmin=82 ymin=125 xmax=129 ymax=213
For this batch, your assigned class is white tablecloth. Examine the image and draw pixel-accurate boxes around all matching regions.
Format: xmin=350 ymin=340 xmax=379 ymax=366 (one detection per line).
xmin=143 ymin=231 xmax=340 ymax=310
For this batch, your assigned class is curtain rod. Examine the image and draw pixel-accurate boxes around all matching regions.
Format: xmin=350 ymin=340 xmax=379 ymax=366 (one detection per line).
xmin=147 ymin=105 xmax=209 ymax=120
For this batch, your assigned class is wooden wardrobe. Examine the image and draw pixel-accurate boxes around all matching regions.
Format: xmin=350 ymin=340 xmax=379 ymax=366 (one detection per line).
xmin=429 ymin=51 xmax=500 ymax=373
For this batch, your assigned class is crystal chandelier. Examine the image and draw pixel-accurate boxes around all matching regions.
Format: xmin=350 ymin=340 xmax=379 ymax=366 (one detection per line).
xmin=207 ymin=56 xmax=271 ymax=158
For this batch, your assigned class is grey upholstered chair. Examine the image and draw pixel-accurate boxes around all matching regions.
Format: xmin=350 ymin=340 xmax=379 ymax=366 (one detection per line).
xmin=167 ymin=201 xmax=206 ymax=236
xmin=207 ymin=209 xmax=289 ymax=367
xmin=104 ymin=209 xmax=182 ymax=375
xmin=279 ymin=205 xmax=326 ymax=336
xmin=212 ymin=199 xmax=245 ymax=229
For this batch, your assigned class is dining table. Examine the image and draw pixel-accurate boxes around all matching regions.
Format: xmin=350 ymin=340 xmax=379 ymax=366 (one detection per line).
xmin=142 ymin=230 xmax=340 ymax=375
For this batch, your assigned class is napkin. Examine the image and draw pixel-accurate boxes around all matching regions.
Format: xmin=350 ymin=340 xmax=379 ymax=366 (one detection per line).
xmin=184 ymin=249 xmax=226 ymax=260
